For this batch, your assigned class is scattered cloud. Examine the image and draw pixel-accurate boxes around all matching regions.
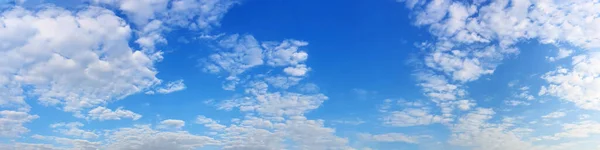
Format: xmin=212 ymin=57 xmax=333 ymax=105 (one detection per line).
xmin=547 ymin=48 xmax=574 ymax=62
xmin=50 ymin=122 xmax=98 ymax=139
xmin=540 ymin=53 xmax=600 ymax=110
xmin=157 ymin=119 xmax=185 ymax=130
xmin=0 ymin=110 xmax=38 ymax=137
xmin=86 ymin=106 xmax=142 ymax=121
xmin=542 ymin=111 xmax=567 ymax=119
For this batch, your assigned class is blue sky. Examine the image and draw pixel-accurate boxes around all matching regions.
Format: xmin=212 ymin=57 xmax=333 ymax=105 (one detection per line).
xmin=1 ymin=0 xmax=600 ymax=150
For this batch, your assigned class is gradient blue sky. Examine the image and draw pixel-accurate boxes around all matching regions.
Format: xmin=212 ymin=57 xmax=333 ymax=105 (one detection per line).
xmin=1 ymin=0 xmax=600 ymax=150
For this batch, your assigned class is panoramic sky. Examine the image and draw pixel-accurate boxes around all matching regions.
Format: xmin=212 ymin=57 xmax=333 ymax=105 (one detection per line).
xmin=1 ymin=0 xmax=600 ymax=149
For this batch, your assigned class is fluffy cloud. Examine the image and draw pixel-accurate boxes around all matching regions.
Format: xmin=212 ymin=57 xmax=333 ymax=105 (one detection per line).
xmin=448 ymin=108 xmax=535 ymax=150
xmin=402 ymin=0 xmax=600 ymax=116
xmin=205 ymin=116 xmax=351 ymax=150
xmin=0 ymin=6 xmax=162 ymax=114
xmin=0 ymin=110 xmax=38 ymax=137
xmin=196 ymin=115 xmax=227 ymax=131
xmin=86 ymin=106 xmax=142 ymax=121
xmin=264 ymin=76 xmax=303 ymax=89
xmin=104 ymin=125 xmax=219 ymax=150
xmin=157 ymin=119 xmax=185 ymax=130
xmin=50 ymin=122 xmax=98 ymax=139
xmin=540 ymin=121 xmax=600 ymax=140
xmin=205 ymin=34 xmax=264 ymax=77
xmin=547 ymin=48 xmax=574 ymax=62
xmin=204 ymin=34 xmax=311 ymax=90
xmin=407 ymin=0 xmax=600 ymax=49
xmin=283 ymin=64 xmax=310 ymax=76
xmin=94 ymin=0 xmax=237 ymax=30
xmin=540 ymin=52 xmax=600 ymax=110
xmin=219 ymin=87 xmax=328 ymax=118
xmin=32 ymin=134 xmax=101 ymax=150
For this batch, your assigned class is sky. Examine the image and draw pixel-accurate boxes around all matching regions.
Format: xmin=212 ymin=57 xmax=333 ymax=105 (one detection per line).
xmin=0 ymin=0 xmax=600 ymax=150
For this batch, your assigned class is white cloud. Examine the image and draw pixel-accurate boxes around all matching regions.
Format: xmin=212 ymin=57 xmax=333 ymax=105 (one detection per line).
xmin=540 ymin=52 xmax=600 ymax=110
xmin=283 ymin=64 xmax=310 ymax=76
xmin=264 ymin=76 xmax=302 ymax=89
xmin=32 ymin=134 xmax=101 ymax=150
xmin=99 ymin=0 xmax=170 ymax=26
xmin=218 ymin=81 xmax=328 ymax=118
xmin=0 ymin=6 xmax=162 ymax=114
xmin=157 ymin=119 xmax=185 ymax=130
xmin=94 ymin=0 xmax=237 ymax=31
xmin=205 ymin=34 xmax=264 ymax=77
xmin=359 ymin=133 xmax=429 ymax=144
xmin=0 ymin=110 xmax=38 ymax=137
xmin=50 ymin=122 xmax=98 ymax=139
xmin=104 ymin=125 xmax=219 ymax=150
xmin=281 ymin=117 xmax=352 ymax=150
xmin=147 ymin=79 xmax=186 ymax=94
xmin=195 ymin=115 xmax=226 ymax=131
xmin=505 ymin=100 xmax=531 ymax=106
xmin=86 ymin=106 xmax=142 ymax=121
xmin=406 ymin=0 xmax=600 ymax=49
xmin=542 ymin=111 xmax=567 ymax=119
xmin=204 ymin=34 xmax=312 ymax=90
xmin=165 ymin=0 xmax=238 ymax=30
xmin=425 ymin=48 xmax=497 ymax=82
xmin=383 ymin=108 xmax=443 ymax=127
xmin=262 ymin=40 xmax=309 ymax=67
xmin=448 ymin=108 xmax=535 ymax=150
xmin=539 ymin=121 xmax=600 ymax=140
xmin=547 ymin=48 xmax=574 ymax=62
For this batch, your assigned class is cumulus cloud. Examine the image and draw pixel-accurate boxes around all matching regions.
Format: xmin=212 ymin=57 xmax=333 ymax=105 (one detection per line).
xmin=448 ymin=108 xmax=535 ymax=150
xmin=204 ymin=34 xmax=311 ymax=90
xmin=0 ymin=110 xmax=38 ymax=137
xmin=547 ymin=48 xmax=574 ymax=62
xmin=157 ymin=119 xmax=186 ymax=130
xmin=283 ymin=64 xmax=310 ymax=76
xmin=395 ymin=1 xmax=600 ymax=149
xmin=50 ymin=122 xmax=98 ymax=139
xmin=264 ymin=76 xmax=303 ymax=89
xmin=539 ymin=121 xmax=600 ymax=141
xmin=86 ymin=106 xmax=142 ymax=121
xmin=94 ymin=0 xmax=237 ymax=30
xmin=0 ymin=6 xmax=162 ymax=114
xmin=209 ymin=116 xmax=352 ymax=150
xmin=540 ymin=52 xmax=600 ymax=110
xmin=31 ymin=134 xmax=101 ymax=150
xmin=195 ymin=115 xmax=226 ymax=131
xmin=104 ymin=125 xmax=219 ymax=150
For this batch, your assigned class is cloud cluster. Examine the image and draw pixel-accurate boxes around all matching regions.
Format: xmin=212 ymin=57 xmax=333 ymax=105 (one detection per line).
xmin=204 ymin=34 xmax=311 ymax=90
xmin=0 ymin=6 xmax=160 ymax=115
xmin=394 ymin=0 xmax=600 ymax=149
xmin=540 ymin=52 xmax=600 ymax=110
